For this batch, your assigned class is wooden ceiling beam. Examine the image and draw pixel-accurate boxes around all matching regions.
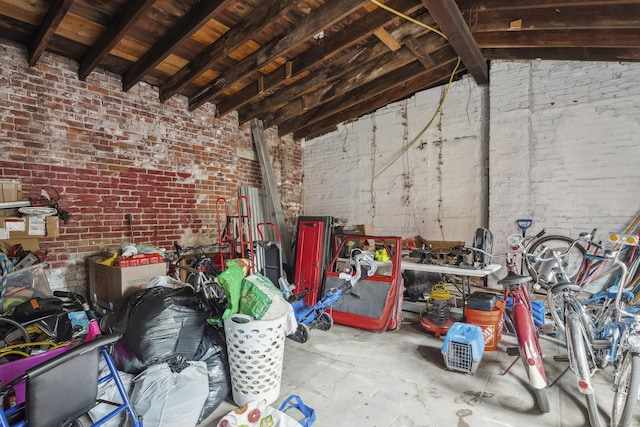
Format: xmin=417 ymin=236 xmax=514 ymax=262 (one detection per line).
xmin=277 ymin=48 xmax=458 ymax=136
xmin=230 ymin=0 xmax=429 ymax=120
xmin=159 ymin=0 xmax=297 ymax=103
xmin=483 ymin=47 xmax=640 ymax=62
xmin=123 ymin=0 xmax=235 ymax=92
xmin=373 ymin=28 xmax=402 ymax=51
xmin=188 ymin=0 xmax=371 ymax=111
xmin=404 ymin=36 xmax=436 ymax=68
xmin=456 ymin=0 xmax=635 ymax=12
xmin=267 ymin=40 xmax=451 ymax=130
xmin=421 ymin=0 xmax=488 ymax=85
xmin=292 ymin=62 xmax=464 ymax=139
xmin=28 ymin=0 xmax=74 ymax=66
xmin=475 ymin=29 xmax=640 ymax=48
xmin=78 ymin=0 xmax=155 ymax=81
xmin=467 ymin=5 xmax=640 ymax=32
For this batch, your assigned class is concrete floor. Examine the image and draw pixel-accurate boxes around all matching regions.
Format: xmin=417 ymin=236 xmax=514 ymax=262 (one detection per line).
xmin=201 ymin=310 xmax=638 ymax=427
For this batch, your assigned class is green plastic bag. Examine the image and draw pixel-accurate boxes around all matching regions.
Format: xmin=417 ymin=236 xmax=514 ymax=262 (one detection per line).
xmin=239 ymin=273 xmax=286 ymax=320
xmin=213 ymin=259 xmax=249 ymax=322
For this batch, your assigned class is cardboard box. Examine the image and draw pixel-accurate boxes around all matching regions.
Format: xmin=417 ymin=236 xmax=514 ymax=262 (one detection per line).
xmin=353 ymin=224 xmax=374 ymax=235
xmin=0 ymin=239 xmax=41 ymax=252
xmin=88 ymin=256 xmax=167 ymax=310
xmin=0 ymin=180 xmax=21 ymax=216
xmin=0 ymin=216 xmax=59 ymax=239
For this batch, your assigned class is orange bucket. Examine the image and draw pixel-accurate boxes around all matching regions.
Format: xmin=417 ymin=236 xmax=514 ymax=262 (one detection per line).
xmin=464 ymin=298 xmax=505 ymax=351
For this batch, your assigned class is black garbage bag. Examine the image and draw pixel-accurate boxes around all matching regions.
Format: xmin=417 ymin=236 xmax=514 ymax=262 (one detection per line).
xmin=110 ymin=286 xmax=210 ymax=373
xmin=194 ymin=324 xmax=231 ymax=423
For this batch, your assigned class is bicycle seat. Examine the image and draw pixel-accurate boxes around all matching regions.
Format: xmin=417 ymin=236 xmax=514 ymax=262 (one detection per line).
xmin=497 ymin=271 xmax=531 ymax=286
xmin=549 ymin=281 xmax=582 ymax=294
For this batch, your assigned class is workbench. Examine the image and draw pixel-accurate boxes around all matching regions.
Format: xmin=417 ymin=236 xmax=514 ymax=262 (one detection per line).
xmin=400 ymin=261 xmax=502 ymax=314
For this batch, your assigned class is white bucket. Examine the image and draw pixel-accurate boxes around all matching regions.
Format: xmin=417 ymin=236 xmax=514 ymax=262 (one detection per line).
xmin=223 ymin=313 xmax=287 ymax=405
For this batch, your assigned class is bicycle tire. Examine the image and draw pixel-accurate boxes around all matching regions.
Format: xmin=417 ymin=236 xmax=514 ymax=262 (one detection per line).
xmin=526 ymin=235 xmax=586 ymax=290
xmin=611 ymin=351 xmax=640 ymax=427
xmin=566 ymin=313 xmax=603 ymax=427
xmin=534 ymin=386 xmax=551 ymax=414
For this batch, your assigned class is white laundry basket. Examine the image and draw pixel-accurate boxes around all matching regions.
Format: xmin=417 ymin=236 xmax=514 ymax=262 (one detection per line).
xmin=223 ymin=313 xmax=287 ymax=406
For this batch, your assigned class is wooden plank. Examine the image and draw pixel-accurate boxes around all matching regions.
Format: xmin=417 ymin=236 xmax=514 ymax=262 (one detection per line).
xmin=274 ymin=43 xmax=454 ymax=135
xmin=123 ymin=0 xmax=236 ymax=91
xmin=188 ymin=0 xmax=370 ymax=111
xmin=291 ymin=59 xmax=463 ymax=139
xmin=78 ymin=0 xmax=155 ymax=80
xmin=373 ymin=27 xmax=402 ymax=51
xmin=474 ymin=28 xmax=640 ymax=48
xmin=221 ymin=0 xmax=424 ymax=117
xmin=235 ymin=1 xmax=432 ymax=122
xmin=28 ymin=0 xmax=74 ymax=65
xmin=421 ymin=0 xmax=489 ymax=85
xmin=483 ymin=47 xmax=640 ymax=62
xmin=404 ymin=36 xmax=436 ymax=68
xmin=159 ymin=0 xmax=296 ymax=102
xmin=250 ymin=118 xmax=292 ymax=265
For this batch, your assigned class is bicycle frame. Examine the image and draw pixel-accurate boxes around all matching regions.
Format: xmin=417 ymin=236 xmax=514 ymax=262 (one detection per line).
xmin=472 ymin=237 xmax=550 ymax=412
xmin=505 ymin=283 xmax=548 ymax=391
xmin=547 ymin=232 xmax=639 ymax=427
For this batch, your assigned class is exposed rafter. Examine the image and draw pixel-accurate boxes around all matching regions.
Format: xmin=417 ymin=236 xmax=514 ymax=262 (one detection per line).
xmin=78 ymin=0 xmax=155 ymax=80
xmin=0 ymin=0 xmax=638 ymax=139
xmin=123 ymin=0 xmax=236 ymax=92
xmin=421 ymin=0 xmax=488 ymax=85
xmin=28 ymin=0 xmax=74 ymax=66
xmin=223 ymin=0 xmax=424 ymax=118
xmin=188 ymin=0 xmax=371 ymax=111
xmin=159 ymin=0 xmax=299 ymax=103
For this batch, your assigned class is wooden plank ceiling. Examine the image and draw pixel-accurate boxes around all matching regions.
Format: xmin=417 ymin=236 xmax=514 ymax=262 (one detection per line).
xmin=0 ymin=0 xmax=638 ymax=140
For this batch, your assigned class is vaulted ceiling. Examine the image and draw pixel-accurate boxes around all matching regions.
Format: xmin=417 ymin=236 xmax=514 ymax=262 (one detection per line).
xmin=0 ymin=0 xmax=638 ymax=140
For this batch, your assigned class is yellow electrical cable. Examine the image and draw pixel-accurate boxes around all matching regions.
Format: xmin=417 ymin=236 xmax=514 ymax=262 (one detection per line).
xmin=374 ymin=56 xmax=461 ymax=178
xmin=370 ymin=0 xmax=448 ymax=39
xmin=0 ymin=350 xmax=31 ymax=358
xmin=0 ymin=341 xmax=68 ymax=354
xmin=429 ymin=282 xmax=450 ymax=301
xmin=369 ymin=0 xmax=462 ymax=178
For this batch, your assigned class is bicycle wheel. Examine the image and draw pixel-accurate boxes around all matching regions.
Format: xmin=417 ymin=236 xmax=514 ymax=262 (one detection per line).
xmin=566 ymin=313 xmax=603 ymax=427
xmin=527 ymin=235 xmax=586 ymax=290
xmin=534 ymin=387 xmax=551 ymax=414
xmin=612 ymin=351 xmax=640 ymax=427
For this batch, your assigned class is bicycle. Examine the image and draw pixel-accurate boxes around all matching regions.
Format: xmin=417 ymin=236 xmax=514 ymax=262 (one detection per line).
xmin=467 ymin=234 xmax=551 ymax=413
xmin=546 ymin=232 xmax=639 ymax=427
xmin=515 ymin=219 xmax=588 ymax=293
xmin=166 ymin=242 xmax=224 ymax=301
xmin=610 ymin=257 xmax=640 ymax=427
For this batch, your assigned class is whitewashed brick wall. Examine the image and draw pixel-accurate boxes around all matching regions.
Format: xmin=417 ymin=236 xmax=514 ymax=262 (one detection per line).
xmin=489 ymin=60 xmax=640 ymax=254
xmin=303 ymin=75 xmax=485 ymax=243
xmin=303 ymin=60 xmax=640 ymax=257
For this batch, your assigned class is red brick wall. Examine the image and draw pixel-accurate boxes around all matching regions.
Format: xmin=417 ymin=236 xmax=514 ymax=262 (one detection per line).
xmin=0 ymin=41 xmax=302 ymax=291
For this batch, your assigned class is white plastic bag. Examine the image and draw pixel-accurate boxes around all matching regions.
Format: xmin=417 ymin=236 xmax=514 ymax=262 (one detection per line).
xmin=131 ymin=361 xmax=209 ymax=427
xmin=88 ymin=362 xmax=135 ymax=427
